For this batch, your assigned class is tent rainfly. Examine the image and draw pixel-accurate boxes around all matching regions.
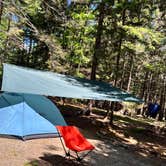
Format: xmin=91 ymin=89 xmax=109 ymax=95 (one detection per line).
xmin=1 ymin=64 xmax=143 ymax=103
xmin=0 ymin=92 xmax=66 ymax=140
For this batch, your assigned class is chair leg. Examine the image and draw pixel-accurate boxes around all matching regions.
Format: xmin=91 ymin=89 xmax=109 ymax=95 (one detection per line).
xmin=75 ymin=150 xmax=93 ymax=162
xmin=82 ymin=150 xmax=93 ymax=159
xmin=75 ymin=152 xmax=82 ymax=162
xmin=65 ymin=150 xmax=70 ymax=159
xmin=57 ymin=131 xmax=70 ymax=159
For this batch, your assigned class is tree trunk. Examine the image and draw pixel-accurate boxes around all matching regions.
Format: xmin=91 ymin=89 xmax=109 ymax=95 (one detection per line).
xmin=109 ymin=101 xmax=115 ymax=126
xmin=0 ymin=0 xmax=3 ymax=24
xmin=109 ymin=110 xmax=114 ymax=126
xmin=114 ymin=8 xmax=126 ymax=86
xmin=89 ymin=1 xmax=105 ymax=116
xmin=164 ymin=80 xmax=166 ymax=120
xmin=120 ymin=54 xmax=127 ymax=89
xmin=114 ymin=41 xmax=121 ymax=86
xmin=84 ymin=100 xmax=93 ymax=116
xmin=158 ymin=77 xmax=166 ymax=121
xmin=91 ymin=1 xmax=105 ymax=80
xmin=140 ymin=71 xmax=149 ymax=99
xmin=3 ymin=16 xmax=11 ymax=62
xmin=0 ymin=0 xmax=4 ymax=65
xmin=127 ymin=55 xmax=134 ymax=92
xmin=144 ymin=72 xmax=153 ymax=103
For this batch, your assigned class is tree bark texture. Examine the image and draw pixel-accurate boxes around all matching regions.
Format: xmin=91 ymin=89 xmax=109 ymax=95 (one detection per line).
xmin=91 ymin=1 xmax=105 ymax=80
xmin=0 ymin=0 xmax=3 ymax=24
xmin=127 ymin=55 xmax=134 ymax=92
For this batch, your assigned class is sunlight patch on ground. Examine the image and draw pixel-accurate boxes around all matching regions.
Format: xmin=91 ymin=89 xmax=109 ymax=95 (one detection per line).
xmin=109 ymin=128 xmax=138 ymax=145
xmin=138 ymin=151 xmax=148 ymax=157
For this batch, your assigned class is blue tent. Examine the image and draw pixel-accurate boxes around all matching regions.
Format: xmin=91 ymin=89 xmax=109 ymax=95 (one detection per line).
xmin=0 ymin=92 xmax=66 ymax=140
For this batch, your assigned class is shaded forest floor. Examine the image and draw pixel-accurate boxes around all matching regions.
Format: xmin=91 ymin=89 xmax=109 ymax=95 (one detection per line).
xmin=0 ymin=103 xmax=166 ymax=166
xmin=59 ymin=103 xmax=166 ymax=163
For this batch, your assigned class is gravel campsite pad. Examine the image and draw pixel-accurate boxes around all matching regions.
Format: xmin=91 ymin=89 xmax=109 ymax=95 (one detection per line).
xmin=0 ymin=112 xmax=166 ymax=166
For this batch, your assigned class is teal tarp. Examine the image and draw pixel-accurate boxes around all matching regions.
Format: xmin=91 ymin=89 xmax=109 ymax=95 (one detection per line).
xmin=1 ymin=64 xmax=142 ymax=102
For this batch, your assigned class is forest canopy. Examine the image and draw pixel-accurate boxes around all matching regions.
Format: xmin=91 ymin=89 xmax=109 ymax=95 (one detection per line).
xmin=0 ymin=0 xmax=166 ymax=120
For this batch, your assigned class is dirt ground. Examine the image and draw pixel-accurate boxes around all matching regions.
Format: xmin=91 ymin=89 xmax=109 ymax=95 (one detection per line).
xmin=0 ymin=105 xmax=166 ymax=166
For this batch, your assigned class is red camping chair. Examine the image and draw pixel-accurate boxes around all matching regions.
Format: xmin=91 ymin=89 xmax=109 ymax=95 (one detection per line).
xmin=56 ymin=126 xmax=95 ymax=161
